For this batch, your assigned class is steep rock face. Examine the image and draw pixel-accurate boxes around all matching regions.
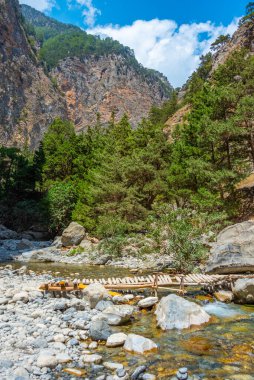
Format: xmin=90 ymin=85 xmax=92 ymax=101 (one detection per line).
xmin=52 ymin=55 xmax=170 ymax=130
xmin=212 ymin=23 xmax=254 ymax=72
xmin=0 ymin=0 xmax=66 ymax=149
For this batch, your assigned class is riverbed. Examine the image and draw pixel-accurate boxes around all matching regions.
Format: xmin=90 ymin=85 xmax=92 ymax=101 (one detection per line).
xmin=0 ymin=263 xmax=254 ymax=380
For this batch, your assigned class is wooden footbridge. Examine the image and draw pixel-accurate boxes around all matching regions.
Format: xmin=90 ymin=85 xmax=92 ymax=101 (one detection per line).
xmin=39 ymin=272 xmax=254 ymax=294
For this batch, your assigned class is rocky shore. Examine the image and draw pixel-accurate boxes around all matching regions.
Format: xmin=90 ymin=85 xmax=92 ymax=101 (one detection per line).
xmin=1 ymin=264 xmax=254 ymax=380
xmin=2 ymin=218 xmax=254 ymax=273
xmin=0 ymin=265 xmax=214 ymax=380
xmin=0 ymin=223 xmax=173 ymax=270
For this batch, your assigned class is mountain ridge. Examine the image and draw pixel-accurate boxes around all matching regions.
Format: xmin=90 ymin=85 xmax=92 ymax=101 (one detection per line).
xmin=0 ymin=1 xmax=173 ymax=148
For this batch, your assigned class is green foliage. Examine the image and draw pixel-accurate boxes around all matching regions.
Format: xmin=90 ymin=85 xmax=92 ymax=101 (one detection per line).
xmin=239 ymin=2 xmax=254 ymax=25
xmin=42 ymin=182 xmax=77 ymax=233
xmin=67 ymin=246 xmax=85 ymax=256
xmin=149 ymin=91 xmax=178 ymax=124
xmin=185 ymin=53 xmax=213 ymax=101
xmin=2 ymin=41 xmax=254 ymax=274
xmin=98 ymin=236 xmax=128 ymax=258
xmin=211 ymin=34 xmax=231 ymax=51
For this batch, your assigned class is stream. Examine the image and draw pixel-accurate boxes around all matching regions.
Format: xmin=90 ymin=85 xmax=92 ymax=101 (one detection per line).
xmin=1 ymin=262 xmax=254 ymax=379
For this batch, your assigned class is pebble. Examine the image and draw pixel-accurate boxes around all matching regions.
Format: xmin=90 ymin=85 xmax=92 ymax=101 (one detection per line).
xmin=103 ymin=362 xmax=124 ymax=371
xmin=82 ymin=354 xmax=103 ymax=364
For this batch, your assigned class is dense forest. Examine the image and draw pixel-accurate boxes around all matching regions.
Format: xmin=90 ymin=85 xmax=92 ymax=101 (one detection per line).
xmin=1 ymin=5 xmax=254 ymax=271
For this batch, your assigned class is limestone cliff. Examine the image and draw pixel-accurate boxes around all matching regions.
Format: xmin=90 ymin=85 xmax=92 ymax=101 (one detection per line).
xmin=0 ymin=0 xmax=66 ymax=149
xmin=52 ymin=55 xmax=170 ymax=131
xmin=0 ymin=2 xmax=173 ymax=148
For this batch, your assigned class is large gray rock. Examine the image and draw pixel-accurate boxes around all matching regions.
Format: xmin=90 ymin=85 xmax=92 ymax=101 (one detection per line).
xmin=83 ymin=283 xmax=109 ymax=309
xmin=155 ymin=294 xmax=210 ymax=330
xmin=206 ymin=221 xmax=254 ymax=274
xmin=233 ymin=278 xmax=254 ymax=304
xmin=61 ymin=222 xmax=86 ymax=247
xmin=102 ymin=305 xmax=135 ymax=325
xmin=89 ymin=319 xmax=112 ymax=341
xmin=124 ymin=334 xmax=157 ymax=354
xmin=0 ymin=225 xmax=18 ymax=239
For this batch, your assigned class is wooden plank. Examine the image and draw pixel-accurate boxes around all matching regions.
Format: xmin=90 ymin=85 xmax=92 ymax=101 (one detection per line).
xmin=175 ymin=276 xmax=181 ymax=283
xmin=191 ymin=274 xmax=201 ymax=283
xmin=188 ymin=274 xmax=197 ymax=283
xmin=165 ymin=275 xmax=172 ymax=284
xmin=148 ymin=275 xmax=154 ymax=283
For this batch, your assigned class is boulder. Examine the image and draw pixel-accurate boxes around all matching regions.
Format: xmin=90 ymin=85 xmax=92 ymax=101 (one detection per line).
xmin=106 ymin=333 xmax=127 ymax=347
xmin=155 ymin=294 xmax=210 ymax=330
xmin=89 ymin=319 xmax=112 ymax=341
xmin=83 ymin=283 xmax=109 ymax=308
xmin=0 ymin=225 xmax=18 ymax=239
xmin=95 ymin=300 xmax=114 ymax=311
xmin=124 ymin=334 xmax=157 ymax=354
xmin=233 ymin=278 xmax=254 ymax=304
xmin=61 ymin=222 xmax=86 ymax=247
xmin=214 ymin=290 xmax=234 ymax=303
xmin=79 ymin=238 xmax=94 ymax=251
xmin=102 ymin=305 xmax=135 ymax=325
xmin=12 ymin=291 xmax=29 ymax=303
xmin=206 ymin=221 xmax=254 ymax=274
xmin=138 ymin=297 xmax=158 ymax=309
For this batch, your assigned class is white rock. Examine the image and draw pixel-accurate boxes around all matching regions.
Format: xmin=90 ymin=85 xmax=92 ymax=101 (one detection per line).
xmin=37 ymin=351 xmax=58 ymax=368
xmin=103 ymin=362 xmax=124 ymax=371
xmin=55 ymin=353 xmax=72 ymax=363
xmin=124 ymin=334 xmax=157 ymax=354
xmin=138 ymin=297 xmax=158 ymax=308
xmin=54 ymin=334 xmax=66 ymax=343
xmin=142 ymin=374 xmax=156 ymax=380
xmin=13 ymin=367 xmax=29 ymax=379
xmin=89 ymin=341 xmax=98 ymax=349
xmin=155 ymin=294 xmax=210 ymax=330
xmin=12 ymin=291 xmax=29 ymax=303
xmin=82 ymin=354 xmax=102 ymax=364
xmin=106 ymin=333 xmax=127 ymax=348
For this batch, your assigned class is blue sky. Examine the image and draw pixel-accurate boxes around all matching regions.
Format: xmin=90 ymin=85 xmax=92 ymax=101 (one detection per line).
xmin=20 ymin=0 xmax=247 ymax=86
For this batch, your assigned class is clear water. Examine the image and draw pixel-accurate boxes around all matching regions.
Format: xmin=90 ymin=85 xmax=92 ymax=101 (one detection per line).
xmin=1 ymin=262 xmax=254 ymax=379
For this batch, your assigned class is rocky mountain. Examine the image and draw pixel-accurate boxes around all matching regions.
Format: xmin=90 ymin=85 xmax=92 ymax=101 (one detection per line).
xmin=0 ymin=0 xmax=66 ymax=149
xmin=0 ymin=1 xmax=173 ymax=149
xmin=51 ymin=55 xmax=170 ymax=132
xmin=212 ymin=22 xmax=254 ymax=72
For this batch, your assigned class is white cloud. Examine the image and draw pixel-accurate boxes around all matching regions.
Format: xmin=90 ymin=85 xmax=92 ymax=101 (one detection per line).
xmin=69 ymin=0 xmax=101 ymax=27
xmin=20 ymin=0 xmax=55 ymax=12
xmin=88 ymin=18 xmax=239 ymax=87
